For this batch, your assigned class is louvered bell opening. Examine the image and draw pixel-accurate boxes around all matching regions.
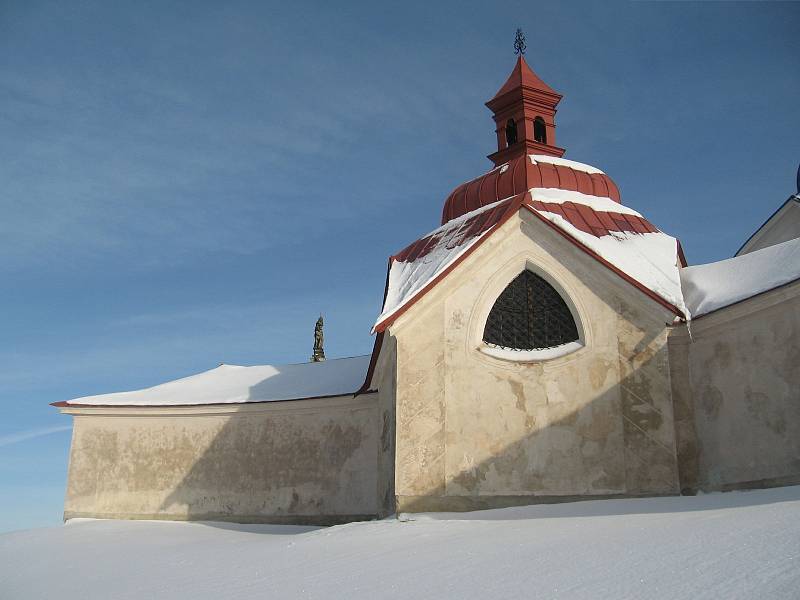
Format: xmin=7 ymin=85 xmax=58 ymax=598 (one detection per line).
xmin=483 ymin=271 xmax=578 ymax=351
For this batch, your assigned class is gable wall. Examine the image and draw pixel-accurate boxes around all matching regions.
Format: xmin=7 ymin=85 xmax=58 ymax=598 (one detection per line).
xmin=390 ymin=210 xmax=680 ymax=512
xmin=738 ymin=198 xmax=800 ymax=255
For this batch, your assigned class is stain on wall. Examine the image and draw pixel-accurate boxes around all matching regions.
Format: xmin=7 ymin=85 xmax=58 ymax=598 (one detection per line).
xmin=63 ymin=395 xmax=382 ymax=524
xmin=392 ymin=212 xmax=680 ymax=512
xmin=670 ymin=283 xmax=800 ymax=492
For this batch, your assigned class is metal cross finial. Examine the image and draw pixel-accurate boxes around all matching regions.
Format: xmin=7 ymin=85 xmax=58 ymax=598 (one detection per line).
xmin=514 ymin=28 xmax=526 ymax=56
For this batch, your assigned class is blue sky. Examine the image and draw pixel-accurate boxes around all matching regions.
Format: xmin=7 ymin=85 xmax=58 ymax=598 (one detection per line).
xmin=1 ymin=0 xmax=798 ymax=532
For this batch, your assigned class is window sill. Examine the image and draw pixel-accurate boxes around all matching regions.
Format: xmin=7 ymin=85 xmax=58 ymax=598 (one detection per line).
xmin=478 ymin=341 xmax=583 ymax=363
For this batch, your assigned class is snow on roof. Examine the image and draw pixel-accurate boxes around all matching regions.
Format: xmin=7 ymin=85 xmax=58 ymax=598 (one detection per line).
xmin=529 ymin=155 xmax=604 ymax=175
xmin=375 ymin=187 xmax=687 ymax=333
xmin=374 ymin=197 xmax=519 ymax=331
xmin=680 ymin=236 xmax=800 ymax=318
xmin=442 ymin=153 xmax=621 ymax=225
xmin=59 ymin=355 xmax=371 ymax=407
xmin=529 ymin=188 xmax=639 ymax=217
xmin=527 ymin=189 xmax=686 ymax=315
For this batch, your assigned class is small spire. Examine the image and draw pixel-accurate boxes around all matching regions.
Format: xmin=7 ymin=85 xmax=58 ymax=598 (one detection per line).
xmin=513 ymin=28 xmax=526 ymax=56
xmin=311 ymin=315 xmax=326 ymax=362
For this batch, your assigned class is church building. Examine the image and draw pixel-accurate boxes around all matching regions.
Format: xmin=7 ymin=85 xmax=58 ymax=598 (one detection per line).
xmin=53 ymin=52 xmax=800 ymax=524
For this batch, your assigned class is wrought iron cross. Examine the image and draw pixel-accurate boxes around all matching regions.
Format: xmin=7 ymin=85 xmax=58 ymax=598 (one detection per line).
xmin=514 ymin=28 xmax=526 ymax=56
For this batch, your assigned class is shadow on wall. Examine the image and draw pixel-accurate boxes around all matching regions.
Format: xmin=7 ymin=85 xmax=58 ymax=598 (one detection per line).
xmin=154 ymin=363 xmax=384 ymax=529
xmin=396 ymin=308 xmax=687 ymax=515
xmin=397 ymin=298 xmax=800 ymax=516
xmin=105 ymin=298 xmax=800 ymax=526
xmin=406 ymin=484 xmax=800 ymax=521
xmin=154 ymin=310 xmax=678 ymax=525
xmin=671 ymin=289 xmax=800 ymax=494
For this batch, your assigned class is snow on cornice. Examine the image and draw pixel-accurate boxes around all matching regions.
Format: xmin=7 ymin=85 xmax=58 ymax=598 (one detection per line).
xmin=680 ymin=236 xmax=800 ymax=319
xmin=529 ymin=154 xmax=604 ymax=175
xmin=527 ymin=198 xmax=686 ymax=316
xmin=374 ymin=197 xmax=518 ymax=331
xmin=529 ymin=188 xmax=641 ymax=217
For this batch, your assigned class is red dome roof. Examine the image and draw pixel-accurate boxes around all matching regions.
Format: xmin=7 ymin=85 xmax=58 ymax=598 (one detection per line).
xmin=442 ymin=154 xmax=621 ymax=225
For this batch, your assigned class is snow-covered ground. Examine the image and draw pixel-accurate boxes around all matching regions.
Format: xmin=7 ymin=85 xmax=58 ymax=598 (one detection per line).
xmin=2 ymin=487 xmax=799 ymax=599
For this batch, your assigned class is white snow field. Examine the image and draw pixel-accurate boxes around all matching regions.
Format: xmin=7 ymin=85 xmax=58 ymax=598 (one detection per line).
xmin=2 ymin=486 xmax=799 ymax=599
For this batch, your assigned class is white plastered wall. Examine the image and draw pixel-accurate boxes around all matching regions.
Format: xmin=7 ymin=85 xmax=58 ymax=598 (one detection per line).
xmin=389 ymin=208 xmax=680 ymax=512
xmin=60 ymin=393 xmax=382 ymax=525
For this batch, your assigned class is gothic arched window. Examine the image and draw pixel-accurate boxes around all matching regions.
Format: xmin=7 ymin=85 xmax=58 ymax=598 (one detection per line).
xmin=505 ymin=119 xmax=518 ymax=146
xmin=483 ymin=271 xmax=578 ymax=351
xmin=533 ymin=117 xmax=547 ymax=144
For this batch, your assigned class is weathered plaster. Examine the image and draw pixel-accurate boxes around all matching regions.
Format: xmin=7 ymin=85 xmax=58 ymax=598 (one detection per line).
xmin=60 ymin=394 xmax=383 ymax=524
xmin=390 ymin=209 xmax=680 ymax=512
xmin=373 ymin=333 xmax=398 ymax=516
xmin=670 ymin=280 xmax=800 ymax=493
xmin=57 ymin=207 xmax=800 ymax=523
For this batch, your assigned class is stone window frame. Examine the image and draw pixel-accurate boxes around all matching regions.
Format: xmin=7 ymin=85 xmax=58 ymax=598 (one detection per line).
xmin=469 ymin=256 xmax=587 ymax=364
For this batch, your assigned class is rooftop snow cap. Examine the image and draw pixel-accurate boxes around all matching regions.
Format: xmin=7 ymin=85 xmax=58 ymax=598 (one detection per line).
xmin=52 ymin=355 xmax=372 ymax=407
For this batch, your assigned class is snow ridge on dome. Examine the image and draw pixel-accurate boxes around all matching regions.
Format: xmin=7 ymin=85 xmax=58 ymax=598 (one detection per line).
xmin=442 ymin=154 xmax=620 ymax=224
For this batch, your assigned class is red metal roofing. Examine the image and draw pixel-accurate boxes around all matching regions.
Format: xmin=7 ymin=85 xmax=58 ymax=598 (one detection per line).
xmin=528 ymin=200 xmax=657 ymax=237
xmin=442 ymin=155 xmax=621 ymax=225
xmin=373 ymin=195 xmax=524 ymax=333
xmin=395 ymin=197 xmax=516 ymax=263
xmin=519 ymin=201 xmax=684 ymax=318
xmin=488 ymin=56 xmax=560 ymax=102
xmin=374 ymin=191 xmax=684 ymax=335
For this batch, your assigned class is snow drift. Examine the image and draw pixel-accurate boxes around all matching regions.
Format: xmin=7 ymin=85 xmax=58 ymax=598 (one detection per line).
xmin=1 ymin=486 xmax=799 ymax=599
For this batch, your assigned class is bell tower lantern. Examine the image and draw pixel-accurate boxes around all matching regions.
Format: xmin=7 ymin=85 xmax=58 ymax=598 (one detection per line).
xmin=486 ymin=32 xmax=565 ymax=166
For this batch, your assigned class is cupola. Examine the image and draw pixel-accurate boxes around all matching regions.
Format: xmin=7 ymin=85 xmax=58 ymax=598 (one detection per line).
xmin=441 ymin=41 xmax=622 ymax=225
xmin=486 ymin=55 xmax=565 ymax=166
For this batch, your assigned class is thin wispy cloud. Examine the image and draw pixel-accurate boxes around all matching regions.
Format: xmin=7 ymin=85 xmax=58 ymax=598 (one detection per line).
xmin=0 ymin=426 xmax=72 ymax=448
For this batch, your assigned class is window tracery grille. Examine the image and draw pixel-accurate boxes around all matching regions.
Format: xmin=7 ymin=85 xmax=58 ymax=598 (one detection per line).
xmin=483 ymin=271 xmax=579 ymax=350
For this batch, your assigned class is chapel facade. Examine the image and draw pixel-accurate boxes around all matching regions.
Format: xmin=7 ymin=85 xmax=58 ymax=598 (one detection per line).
xmin=54 ymin=54 xmax=800 ymax=524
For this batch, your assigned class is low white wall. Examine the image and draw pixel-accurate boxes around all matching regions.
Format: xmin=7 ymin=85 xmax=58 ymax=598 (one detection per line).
xmin=60 ymin=393 xmax=384 ymax=525
xmin=670 ymin=280 xmax=800 ymax=492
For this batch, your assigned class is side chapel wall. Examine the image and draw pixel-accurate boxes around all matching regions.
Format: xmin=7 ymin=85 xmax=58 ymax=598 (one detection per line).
xmin=60 ymin=393 xmax=383 ymax=525
xmin=669 ymin=280 xmax=800 ymax=493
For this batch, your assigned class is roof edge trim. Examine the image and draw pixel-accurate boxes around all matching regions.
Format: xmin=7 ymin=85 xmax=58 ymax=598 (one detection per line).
xmin=521 ymin=202 xmax=685 ymax=319
xmin=50 ymin=390 xmax=374 ymax=409
xmin=374 ymin=194 xmax=526 ymax=333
